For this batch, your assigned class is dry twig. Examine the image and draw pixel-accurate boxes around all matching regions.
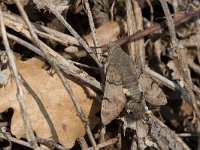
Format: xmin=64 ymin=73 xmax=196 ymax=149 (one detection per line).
xmin=132 ymin=0 xmax=145 ymax=69
xmin=88 ymin=137 xmax=119 ymax=150
xmin=54 ymin=66 xmax=99 ymax=150
xmin=159 ymin=0 xmax=179 ymax=57
xmin=13 ymin=0 xmax=98 ymax=149
xmin=146 ymin=0 xmax=154 ymax=24
xmin=113 ymin=7 xmax=200 ymax=46
xmin=43 ymin=0 xmax=102 ymax=68
xmin=150 ymin=116 xmax=191 ymax=150
xmin=77 ymin=137 xmax=89 ymax=149
xmin=157 ymin=3 xmax=200 ymax=139
xmin=2 ymin=11 xmax=79 ymax=47
xmin=125 ymin=0 xmax=137 ymax=62
xmin=0 ymin=129 xmax=68 ymax=150
xmin=83 ymin=0 xmax=102 ymax=61
xmin=144 ymin=67 xmax=191 ymax=105
xmin=0 ymin=5 xmax=39 ymax=149
xmin=7 ymin=33 xmax=102 ymax=90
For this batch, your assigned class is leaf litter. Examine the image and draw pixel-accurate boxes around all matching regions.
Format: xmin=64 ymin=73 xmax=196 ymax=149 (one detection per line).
xmin=0 ymin=55 xmax=99 ymax=148
xmin=0 ymin=0 xmax=200 ymax=149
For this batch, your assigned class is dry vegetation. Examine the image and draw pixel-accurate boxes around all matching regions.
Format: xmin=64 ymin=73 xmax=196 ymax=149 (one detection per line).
xmin=0 ymin=0 xmax=200 ymax=149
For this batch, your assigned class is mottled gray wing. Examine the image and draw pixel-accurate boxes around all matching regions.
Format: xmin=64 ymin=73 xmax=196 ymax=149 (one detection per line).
xmin=101 ymin=64 xmax=127 ymax=125
xmin=139 ymin=74 xmax=167 ymax=106
xmin=108 ymin=45 xmax=142 ymax=103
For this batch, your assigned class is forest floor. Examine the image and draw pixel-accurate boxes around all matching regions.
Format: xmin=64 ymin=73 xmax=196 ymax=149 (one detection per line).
xmin=0 ymin=0 xmax=200 ymax=150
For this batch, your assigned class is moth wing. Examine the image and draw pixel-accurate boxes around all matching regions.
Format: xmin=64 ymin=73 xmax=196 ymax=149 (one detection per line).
xmin=101 ymin=65 xmax=127 ymax=125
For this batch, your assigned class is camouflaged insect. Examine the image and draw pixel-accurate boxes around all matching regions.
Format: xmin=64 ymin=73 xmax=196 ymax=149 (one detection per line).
xmin=101 ymin=45 xmax=145 ymax=125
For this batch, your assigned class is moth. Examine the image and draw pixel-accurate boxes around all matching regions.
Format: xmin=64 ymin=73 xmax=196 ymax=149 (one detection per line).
xmin=101 ymin=45 xmax=145 ymax=125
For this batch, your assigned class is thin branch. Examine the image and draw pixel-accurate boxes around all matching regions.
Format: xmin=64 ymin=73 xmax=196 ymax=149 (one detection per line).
xmin=178 ymin=48 xmax=200 ymax=148
xmin=7 ymin=33 xmax=102 ymax=91
xmin=36 ymin=137 xmax=68 ymax=150
xmin=110 ymin=1 xmax=115 ymax=21
xmin=178 ymin=133 xmax=198 ymax=137
xmin=112 ymin=7 xmax=200 ymax=47
xmin=0 ymin=130 xmax=68 ymax=150
xmin=144 ymin=67 xmax=191 ymax=105
xmin=54 ymin=66 xmax=99 ymax=150
xmin=188 ymin=61 xmax=200 ymax=75
xmin=69 ymin=60 xmax=99 ymax=71
xmin=83 ymin=0 xmax=102 ymax=61
xmin=150 ymin=115 xmax=191 ymax=150
xmin=44 ymin=0 xmax=102 ymax=68
xmin=88 ymin=137 xmax=119 ymax=150
xmin=0 ymin=6 xmax=39 ymax=149
xmin=77 ymin=137 xmax=89 ymax=149
xmin=156 ymin=3 xmax=200 ymax=146
xmin=159 ymin=0 xmax=179 ymax=57
xmin=3 ymin=11 xmax=79 ymax=46
xmin=132 ymin=0 xmax=145 ymax=69
xmin=125 ymin=0 xmax=137 ymax=62
xmin=146 ymin=0 xmax=154 ymax=24
xmin=0 ymin=131 xmax=32 ymax=148
xmin=13 ymin=1 xmax=98 ymax=149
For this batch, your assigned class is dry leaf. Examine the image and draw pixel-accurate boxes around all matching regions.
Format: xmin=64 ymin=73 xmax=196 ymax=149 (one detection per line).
xmin=0 ymin=56 xmax=99 ymax=148
xmin=65 ymin=21 xmax=128 ymax=53
xmin=85 ymin=21 xmax=127 ymax=46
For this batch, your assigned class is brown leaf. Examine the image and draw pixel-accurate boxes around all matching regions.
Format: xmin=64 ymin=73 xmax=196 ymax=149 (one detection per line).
xmin=85 ymin=21 xmax=127 ymax=46
xmin=65 ymin=21 xmax=128 ymax=53
xmin=0 ymin=56 xmax=99 ymax=148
